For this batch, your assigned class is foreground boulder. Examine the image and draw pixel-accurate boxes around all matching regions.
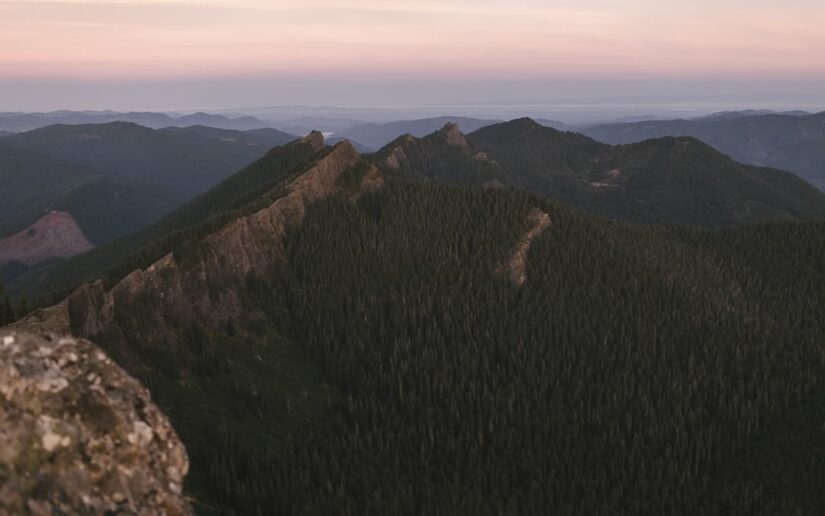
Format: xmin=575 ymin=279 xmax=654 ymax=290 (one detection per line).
xmin=0 ymin=331 xmax=190 ymax=515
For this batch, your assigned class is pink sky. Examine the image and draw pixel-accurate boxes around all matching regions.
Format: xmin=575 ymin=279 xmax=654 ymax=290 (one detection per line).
xmin=2 ymin=0 xmax=825 ymax=81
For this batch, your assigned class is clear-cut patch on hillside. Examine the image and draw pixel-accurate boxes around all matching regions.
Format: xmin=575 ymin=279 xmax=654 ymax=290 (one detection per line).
xmin=0 ymin=211 xmax=93 ymax=267
xmin=502 ymin=208 xmax=552 ymax=286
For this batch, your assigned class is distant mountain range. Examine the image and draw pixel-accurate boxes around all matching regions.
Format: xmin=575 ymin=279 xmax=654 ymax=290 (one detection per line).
xmin=2 ymin=122 xmax=296 ymax=194
xmin=693 ymin=109 xmax=812 ymax=121
xmin=375 ymin=118 xmax=825 ymax=227
xmin=0 ymin=110 xmax=273 ymax=132
xmin=269 ymin=117 xmax=366 ymax=136
xmin=582 ymin=111 xmax=825 ymax=190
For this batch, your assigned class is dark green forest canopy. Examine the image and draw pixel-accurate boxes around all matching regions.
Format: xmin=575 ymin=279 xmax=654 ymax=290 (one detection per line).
xmin=581 ymin=111 xmax=825 ymax=190
xmin=0 ymin=143 xmax=182 ymax=244
xmin=11 ymin=119 xmax=825 ymax=302
xmin=93 ymin=176 xmax=825 ymax=514
xmin=7 ymin=126 xmax=825 ymax=514
xmin=373 ymin=118 xmax=825 ymax=227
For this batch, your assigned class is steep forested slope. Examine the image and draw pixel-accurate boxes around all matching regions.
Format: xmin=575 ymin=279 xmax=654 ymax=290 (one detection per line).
xmin=582 ymin=111 xmax=825 ymax=190
xmin=8 ymin=139 xmax=825 ymax=514
xmin=374 ymin=118 xmax=825 ymax=226
xmin=0 ymin=143 xmax=181 ymax=244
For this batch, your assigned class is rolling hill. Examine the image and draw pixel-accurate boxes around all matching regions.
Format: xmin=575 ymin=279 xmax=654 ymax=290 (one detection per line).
xmin=2 ymin=122 xmax=296 ymax=196
xmin=374 ymin=118 xmax=825 ymax=226
xmin=582 ymin=111 xmax=825 ymax=190
xmin=7 ymin=134 xmax=825 ymax=514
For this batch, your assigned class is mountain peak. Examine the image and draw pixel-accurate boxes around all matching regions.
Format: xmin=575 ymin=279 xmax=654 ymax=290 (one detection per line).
xmin=468 ymin=117 xmax=574 ymax=147
xmin=501 ymin=117 xmax=544 ymax=131
xmin=302 ymin=130 xmax=325 ymax=150
xmin=438 ymin=122 xmax=468 ymax=148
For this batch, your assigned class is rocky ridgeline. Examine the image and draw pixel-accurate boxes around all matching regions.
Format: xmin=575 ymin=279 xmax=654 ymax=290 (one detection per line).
xmin=8 ymin=139 xmax=378 ymax=347
xmin=0 ymin=331 xmax=191 ymax=515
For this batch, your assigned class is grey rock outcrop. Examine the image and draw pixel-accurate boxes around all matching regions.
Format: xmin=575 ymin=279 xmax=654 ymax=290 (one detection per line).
xmin=0 ymin=331 xmax=191 ymax=515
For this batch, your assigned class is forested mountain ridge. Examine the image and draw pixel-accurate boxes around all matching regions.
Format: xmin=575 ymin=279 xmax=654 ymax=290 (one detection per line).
xmin=331 ymin=116 xmax=500 ymax=150
xmin=7 ymin=138 xmax=373 ymax=340
xmin=0 ymin=142 xmax=182 ymax=244
xmin=374 ymin=118 xmax=825 ymax=226
xmin=1 ymin=132 xmax=327 ymax=300
xmin=0 ymin=123 xmax=298 ymax=289
xmin=6 ymin=131 xmax=825 ymax=513
xmin=581 ymin=111 xmax=825 ymax=190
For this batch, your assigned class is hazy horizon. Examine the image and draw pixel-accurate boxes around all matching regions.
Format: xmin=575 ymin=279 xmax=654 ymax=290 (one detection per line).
xmin=2 ymin=0 xmax=825 ymax=116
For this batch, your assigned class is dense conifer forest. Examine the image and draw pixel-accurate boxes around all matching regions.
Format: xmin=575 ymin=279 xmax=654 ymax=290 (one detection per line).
xmin=80 ymin=176 xmax=825 ymax=514
xmin=7 ymin=129 xmax=825 ymax=514
xmin=374 ymin=119 xmax=825 ymax=227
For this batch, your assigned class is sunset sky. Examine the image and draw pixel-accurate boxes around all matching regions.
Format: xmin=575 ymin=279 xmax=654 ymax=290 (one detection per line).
xmin=1 ymin=0 xmax=824 ymax=112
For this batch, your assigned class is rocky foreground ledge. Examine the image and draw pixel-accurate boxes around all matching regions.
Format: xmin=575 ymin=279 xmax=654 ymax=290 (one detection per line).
xmin=0 ymin=331 xmax=190 ymax=515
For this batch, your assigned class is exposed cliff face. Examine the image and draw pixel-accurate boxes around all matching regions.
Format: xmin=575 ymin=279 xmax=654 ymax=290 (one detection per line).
xmin=440 ymin=122 xmax=469 ymax=149
xmin=8 ymin=141 xmax=378 ymax=348
xmin=0 ymin=331 xmax=190 ymax=515
xmin=0 ymin=211 xmax=94 ymax=266
xmin=383 ymin=134 xmax=416 ymax=169
xmin=301 ymin=130 xmax=326 ymax=151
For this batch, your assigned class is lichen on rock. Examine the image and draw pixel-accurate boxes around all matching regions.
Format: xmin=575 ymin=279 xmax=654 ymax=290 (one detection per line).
xmin=0 ymin=331 xmax=191 ymax=515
